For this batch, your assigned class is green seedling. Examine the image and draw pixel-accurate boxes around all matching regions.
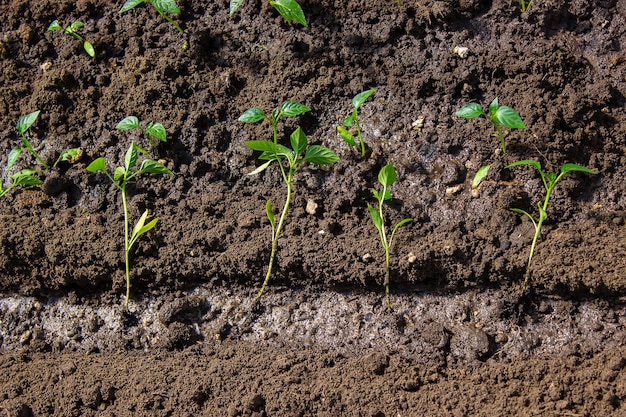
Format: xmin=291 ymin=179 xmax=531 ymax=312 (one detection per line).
xmin=337 ymin=88 xmax=377 ymax=157
xmin=240 ymin=104 xmax=338 ymax=298
xmin=230 ymin=0 xmax=308 ymax=27
xmin=368 ymin=163 xmax=412 ymax=308
xmin=456 ymin=97 xmax=526 ymax=153
xmin=506 ymin=160 xmax=597 ymax=289
xmin=15 ymin=110 xmax=83 ymax=170
xmin=520 ymin=0 xmax=534 ymax=11
xmin=472 ymin=164 xmax=492 ymax=189
xmin=47 ymin=20 xmax=95 ymax=58
xmin=86 ymin=142 xmax=172 ymax=309
xmin=116 ymin=116 xmax=167 ymax=156
xmin=120 ymin=0 xmax=183 ymax=34
xmin=0 ymin=149 xmax=42 ymax=198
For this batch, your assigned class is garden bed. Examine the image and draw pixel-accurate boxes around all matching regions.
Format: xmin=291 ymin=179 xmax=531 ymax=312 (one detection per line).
xmin=1 ymin=0 xmax=625 ymax=415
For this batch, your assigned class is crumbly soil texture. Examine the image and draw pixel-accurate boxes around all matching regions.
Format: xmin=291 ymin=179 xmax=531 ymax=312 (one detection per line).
xmin=1 ymin=0 xmax=626 ymax=415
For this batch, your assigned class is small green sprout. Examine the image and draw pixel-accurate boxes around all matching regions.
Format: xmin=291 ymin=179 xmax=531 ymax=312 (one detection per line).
xmin=506 ymin=160 xmax=597 ymax=289
xmin=15 ymin=110 xmax=83 ymax=170
xmin=368 ymin=163 xmax=412 ymax=307
xmin=47 ymin=20 xmax=95 ymax=58
xmin=120 ymin=0 xmax=183 ymax=34
xmin=337 ymin=88 xmax=377 ymax=157
xmin=86 ymin=142 xmax=172 ymax=309
xmin=0 ymin=149 xmax=42 ymax=198
xmin=240 ymin=103 xmax=339 ymax=298
xmin=520 ymin=0 xmax=534 ymax=12
xmin=472 ymin=164 xmax=492 ymax=189
xmin=456 ymin=97 xmax=526 ymax=153
xmin=116 ymin=116 xmax=167 ymax=156
xmin=230 ymin=0 xmax=308 ymax=27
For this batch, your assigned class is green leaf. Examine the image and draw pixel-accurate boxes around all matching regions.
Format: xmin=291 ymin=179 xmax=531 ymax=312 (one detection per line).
xmin=17 ymin=110 xmax=40 ymax=135
xmin=505 ymin=159 xmax=542 ymax=172
xmin=246 ymin=140 xmax=279 ymax=153
xmin=488 ymin=97 xmax=499 ymax=116
xmin=560 ymin=163 xmax=597 ymax=176
xmin=368 ymin=204 xmax=383 ymax=231
xmin=146 ymin=123 xmax=167 ymax=142
xmin=248 ymin=160 xmax=273 ymax=175
xmin=455 ymin=103 xmax=483 ymax=119
xmin=59 ymin=148 xmax=83 ymax=163
xmin=125 ymin=143 xmax=139 ymax=171
xmin=378 ymin=164 xmax=397 ymax=188
xmin=337 ymin=126 xmax=356 ymax=146
xmin=373 ymin=189 xmax=391 ymax=202
xmin=70 ymin=21 xmax=85 ymax=30
xmin=139 ymin=159 xmax=173 ymax=175
xmin=269 ymin=0 xmax=308 ymax=26
xmin=238 ymin=107 xmax=266 ymax=123
xmin=132 ymin=210 xmax=159 ymax=239
xmin=343 ymin=113 xmax=355 ymax=127
xmin=392 ymin=218 xmax=412 ymax=236
xmin=12 ymin=170 xmax=43 ymax=187
xmin=472 ymin=164 xmax=491 ymax=189
xmin=120 ymin=0 xmax=145 ymax=13
xmin=230 ymin=0 xmax=245 ymax=15
xmin=290 ymin=127 xmax=307 ymax=155
xmin=303 ymin=145 xmax=340 ymax=165
xmin=352 ymin=88 xmax=377 ymax=109
xmin=152 ymin=0 xmax=180 ymax=14
xmin=280 ymin=101 xmax=311 ymax=117
xmin=86 ymin=157 xmax=107 ymax=173
xmin=116 ymin=116 xmax=140 ymax=131
xmin=84 ymin=41 xmax=95 ymax=57
xmin=494 ymin=106 xmax=526 ymax=129
xmin=7 ymin=149 xmax=22 ymax=171
xmin=266 ymin=199 xmax=276 ymax=229
xmin=48 ymin=20 xmax=62 ymax=31
xmin=114 ymin=167 xmax=126 ymax=182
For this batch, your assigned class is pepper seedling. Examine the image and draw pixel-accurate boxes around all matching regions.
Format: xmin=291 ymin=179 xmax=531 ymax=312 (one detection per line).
xmin=368 ymin=163 xmax=412 ymax=307
xmin=0 ymin=149 xmax=42 ymax=198
xmin=240 ymin=103 xmax=338 ymax=298
xmin=120 ymin=0 xmax=184 ymax=34
xmin=15 ymin=110 xmax=83 ymax=171
xmin=506 ymin=160 xmax=597 ymax=289
xmin=86 ymin=142 xmax=172 ymax=309
xmin=337 ymin=88 xmax=377 ymax=157
xmin=116 ymin=116 xmax=167 ymax=156
xmin=47 ymin=20 xmax=95 ymax=58
xmin=456 ymin=97 xmax=526 ymax=154
xmin=520 ymin=0 xmax=534 ymax=12
xmin=230 ymin=0 xmax=308 ymax=27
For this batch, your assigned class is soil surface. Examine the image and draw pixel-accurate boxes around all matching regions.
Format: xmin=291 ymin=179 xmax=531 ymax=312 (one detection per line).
xmin=1 ymin=0 xmax=626 ymax=415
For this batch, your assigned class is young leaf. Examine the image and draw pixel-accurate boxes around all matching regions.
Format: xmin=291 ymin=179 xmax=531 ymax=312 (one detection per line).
xmin=280 ymin=101 xmax=311 ymax=117
xmin=246 ymin=140 xmax=279 ymax=153
xmin=17 ymin=110 xmax=40 ymax=135
xmin=494 ymin=106 xmax=526 ymax=129
xmin=269 ymin=0 xmax=308 ymax=26
xmin=7 ymin=149 xmax=22 ymax=171
xmin=70 ymin=21 xmax=85 ymax=30
xmin=116 ymin=116 xmax=140 ymax=131
xmin=368 ymin=204 xmax=383 ymax=230
xmin=58 ymin=148 xmax=83 ymax=163
xmin=48 ymin=20 xmax=62 ymax=31
xmin=343 ymin=113 xmax=355 ymax=127
xmin=86 ymin=157 xmax=107 ymax=173
xmin=125 ymin=143 xmax=139 ymax=171
xmin=303 ymin=146 xmax=340 ymax=165
xmin=83 ymin=41 xmax=95 ymax=58
xmin=266 ymin=199 xmax=276 ymax=229
xmin=472 ymin=164 xmax=491 ymax=189
xmin=139 ymin=159 xmax=173 ymax=175
xmin=505 ymin=159 xmax=542 ymax=172
xmin=455 ymin=103 xmax=482 ymax=119
xmin=114 ymin=167 xmax=126 ymax=182
xmin=238 ymin=108 xmax=266 ymax=123
xmin=391 ymin=218 xmax=413 ymax=237
xmin=290 ymin=127 xmax=307 ymax=155
xmin=378 ymin=164 xmax=397 ymax=188
xmin=230 ymin=0 xmax=245 ymax=15
xmin=120 ymin=0 xmax=145 ymax=13
xmin=152 ymin=0 xmax=181 ymax=14
xmin=132 ymin=210 xmax=159 ymax=240
xmin=488 ymin=97 xmax=499 ymax=116
xmin=352 ymin=88 xmax=377 ymax=109
xmin=12 ymin=170 xmax=43 ymax=187
xmin=337 ymin=126 xmax=357 ymax=146
xmin=146 ymin=123 xmax=167 ymax=142
xmin=560 ymin=163 xmax=598 ymax=176
xmin=248 ymin=160 xmax=273 ymax=176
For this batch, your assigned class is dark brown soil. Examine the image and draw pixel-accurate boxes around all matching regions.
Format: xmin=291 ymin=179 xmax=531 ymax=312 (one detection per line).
xmin=1 ymin=0 xmax=626 ymax=415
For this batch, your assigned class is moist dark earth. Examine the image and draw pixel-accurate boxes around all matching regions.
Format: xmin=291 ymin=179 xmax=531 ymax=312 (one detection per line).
xmin=1 ymin=0 xmax=626 ymax=415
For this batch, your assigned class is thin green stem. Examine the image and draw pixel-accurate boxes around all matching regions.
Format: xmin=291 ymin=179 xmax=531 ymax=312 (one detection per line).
xmin=354 ymin=113 xmax=365 ymax=157
xmin=377 ymin=183 xmax=392 ymax=307
xmin=156 ymin=9 xmax=183 ymax=33
xmin=121 ymin=185 xmax=131 ymax=310
xmin=494 ymin=125 xmax=506 ymax=154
